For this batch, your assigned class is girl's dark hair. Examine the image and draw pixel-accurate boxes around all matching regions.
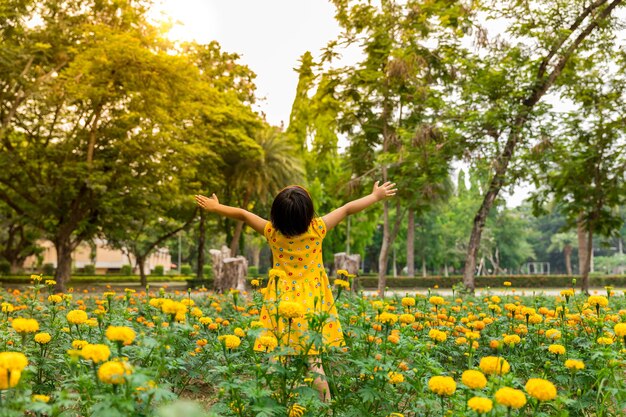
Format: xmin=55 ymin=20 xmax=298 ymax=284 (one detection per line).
xmin=270 ymin=186 xmax=315 ymax=237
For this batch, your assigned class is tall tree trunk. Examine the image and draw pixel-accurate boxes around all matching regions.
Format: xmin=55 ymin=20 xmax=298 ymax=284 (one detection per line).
xmin=564 ymin=244 xmax=573 ymax=276
xmin=54 ymin=237 xmax=73 ymax=292
xmin=10 ymin=260 xmax=20 ymax=274
xmin=229 ymin=191 xmax=252 ymax=256
xmin=378 ymin=200 xmax=392 ymax=297
xmin=407 ymin=208 xmax=415 ymax=277
xmin=251 ymin=246 xmax=261 ymax=268
xmin=230 ymin=220 xmax=244 ymax=256
xmin=137 ymin=256 xmax=147 ymax=287
xmin=577 ymin=215 xmax=588 ymax=276
xmin=581 ymin=226 xmax=593 ymax=294
xmin=461 ymin=0 xmax=622 ymax=291
xmin=197 ymin=210 xmax=206 ymax=279
xmin=444 ymin=263 xmax=449 ymax=277
xmin=377 ymin=201 xmax=404 ymax=297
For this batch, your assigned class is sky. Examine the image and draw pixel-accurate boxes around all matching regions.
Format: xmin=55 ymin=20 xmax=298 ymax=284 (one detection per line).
xmin=149 ymin=0 xmax=531 ymax=206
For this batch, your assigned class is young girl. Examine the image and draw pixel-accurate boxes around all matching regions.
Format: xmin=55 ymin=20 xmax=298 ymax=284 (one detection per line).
xmin=194 ymin=181 xmax=396 ymax=401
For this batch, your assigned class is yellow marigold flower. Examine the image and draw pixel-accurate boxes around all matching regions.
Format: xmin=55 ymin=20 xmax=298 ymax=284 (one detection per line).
xmin=525 ymin=378 xmax=557 ymax=401
xmin=548 ymin=344 xmax=565 ymax=355
xmin=218 ymin=335 xmax=241 ymax=349
xmin=0 ymin=368 xmax=21 ymax=389
xmin=334 ymin=279 xmax=350 ymax=290
xmin=32 ymin=394 xmax=50 ymax=403
xmin=528 ymin=314 xmax=543 ymax=324
xmin=11 ymin=318 xmax=39 ymax=334
xmin=289 ymin=403 xmax=306 ymax=417
xmin=456 ymin=337 xmax=468 ymax=345
xmin=588 ymin=295 xmax=609 ymax=308
xmin=387 ymin=414 xmax=404 ymax=417
xmin=372 ymin=300 xmax=384 ymax=311
xmin=98 ymin=360 xmax=132 ymax=384
xmin=545 ymin=329 xmax=561 ymax=340
xmin=250 ymin=279 xmax=260 ymax=287
xmin=428 ymin=329 xmax=447 ymax=343
xmin=190 ymin=307 xmax=203 ymax=318
xmin=80 ymin=344 xmax=111 ymax=363
xmin=48 ymin=295 xmax=62 ymax=304
xmin=429 ymin=296 xmax=445 ymax=306
xmin=560 ymin=289 xmax=574 ymax=297
xmin=181 ymin=298 xmax=195 ymax=307
xmin=597 ymin=336 xmax=613 ymax=345
xmin=479 ymin=356 xmax=510 ymax=375
xmin=388 ymin=371 xmax=404 ymax=384
xmin=250 ymin=320 xmax=263 ymax=328
xmin=467 ymin=397 xmax=493 ymax=414
xmin=1 ymin=302 xmax=14 ymax=313
xmin=401 ymin=297 xmax=416 ymax=307
xmin=278 ymin=301 xmax=305 ymax=319
xmin=199 ymin=317 xmax=213 ymax=326
xmin=503 ymin=334 xmax=521 ymax=346
xmin=564 ymin=359 xmax=585 ymax=370
xmin=461 ymin=369 xmax=487 ymax=389
xmin=161 ymin=300 xmax=187 ymax=316
xmin=66 ymin=310 xmax=88 ymax=325
xmin=399 ymin=313 xmax=415 ymax=324
xmin=428 ymin=375 xmax=456 ymax=396
xmin=234 ymin=327 xmax=246 ymax=338
xmin=614 ymin=323 xmax=626 ymax=337
xmin=257 ymin=335 xmax=278 ymax=352
xmin=377 ymin=312 xmax=398 ymax=325
xmin=503 ymin=281 xmax=512 ymax=287
xmin=0 ymin=352 xmax=28 ymax=372
xmin=269 ymin=268 xmax=287 ymax=280
xmin=31 ymin=274 xmax=42 ymax=282
xmin=45 ymin=280 xmax=56 ymax=286
xmin=105 ymin=326 xmax=136 ymax=346
xmin=336 ymin=269 xmax=349 ymax=276
xmin=34 ymin=332 xmax=51 ymax=345
xmin=72 ymin=340 xmax=88 ymax=349
xmin=495 ymin=387 xmax=526 ymax=409
xmin=388 ymin=334 xmax=400 ymax=344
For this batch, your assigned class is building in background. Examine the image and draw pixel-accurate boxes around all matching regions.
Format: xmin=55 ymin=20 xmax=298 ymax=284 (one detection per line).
xmin=24 ymin=239 xmax=171 ymax=275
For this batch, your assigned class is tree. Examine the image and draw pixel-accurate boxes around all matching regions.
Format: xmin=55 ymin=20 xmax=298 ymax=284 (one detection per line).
xmin=323 ymin=0 xmax=470 ymax=296
xmin=0 ymin=0 xmax=209 ymax=290
xmin=530 ymin=71 xmax=626 ymax=292
xmin=455 ymin=0 xmax=625 ymax=290
xmin=548 ymin=233 xmax=577 ymax=276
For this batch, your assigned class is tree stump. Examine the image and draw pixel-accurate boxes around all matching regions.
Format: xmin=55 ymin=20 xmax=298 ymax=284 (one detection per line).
xmin=211 ymin=245 xmax=248 ymax=293
xmin=209 ymin=246 xmax=230 ymax=291
xmin=220 ymin=256 xmax=248 ymax=292
xmin=333 ymin=252 xmax=361 ymax=292
xmin=333 ymin=252 xmax=361 ymax=276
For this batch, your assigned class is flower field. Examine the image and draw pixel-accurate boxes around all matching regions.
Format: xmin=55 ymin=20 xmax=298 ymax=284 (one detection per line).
xmin=1 ymin=275 xmax=626 ymax=417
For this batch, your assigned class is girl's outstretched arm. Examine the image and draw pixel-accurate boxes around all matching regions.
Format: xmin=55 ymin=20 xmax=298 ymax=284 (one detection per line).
xmin=195 ymin=194 xmax=267 ymax=235
xmin=322 ymin=181 xmax=397 ymax=231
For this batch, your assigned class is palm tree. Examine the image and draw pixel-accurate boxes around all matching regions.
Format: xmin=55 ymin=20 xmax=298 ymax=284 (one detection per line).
xmin=229 ymin=126 xmax=304 ymax=255
xmin=548 ymin=232 xmax=578 ymax=275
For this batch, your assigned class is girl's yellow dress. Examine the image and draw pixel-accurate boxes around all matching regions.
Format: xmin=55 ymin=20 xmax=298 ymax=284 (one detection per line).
xmin=254 ymin=218 xmax=344 ymax=354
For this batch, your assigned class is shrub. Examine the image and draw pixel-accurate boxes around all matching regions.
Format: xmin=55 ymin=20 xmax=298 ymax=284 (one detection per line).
xmin=181 ymin=264 xmax=192 ymax=275
xmin=42 ymin=263 xmax=55 ymax=276
xmin=83 ymin=264 xmax=96 ymax=275
xmin=152 ymin=265 xmax=165 ymax=276
xmin=0 ymin=259 xmax=10 ymax=275
xmin=121 ymin=264 xmax=132 ymax=275
xmin=248 ymin=266 xmax=259 ymax=277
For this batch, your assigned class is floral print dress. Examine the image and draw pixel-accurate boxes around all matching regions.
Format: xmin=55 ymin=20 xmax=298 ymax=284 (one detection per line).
xmin=254 ymin=218 xmax=344 ymax=354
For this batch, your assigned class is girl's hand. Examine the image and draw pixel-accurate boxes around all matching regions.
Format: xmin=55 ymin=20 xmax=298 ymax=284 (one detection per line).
xmin=372 ymin=181 xmax=397 ymax=201
xmin=195 ymin=194 xmax=219 ymax=211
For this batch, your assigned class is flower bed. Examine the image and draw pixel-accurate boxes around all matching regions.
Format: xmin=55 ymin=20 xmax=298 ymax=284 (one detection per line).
xmin=0 ymin=276 xmax=625 ymax=416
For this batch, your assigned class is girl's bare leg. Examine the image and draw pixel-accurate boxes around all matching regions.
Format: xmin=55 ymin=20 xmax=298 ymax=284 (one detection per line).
xmin=309 ymin=357 xmax=331 ymax=402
